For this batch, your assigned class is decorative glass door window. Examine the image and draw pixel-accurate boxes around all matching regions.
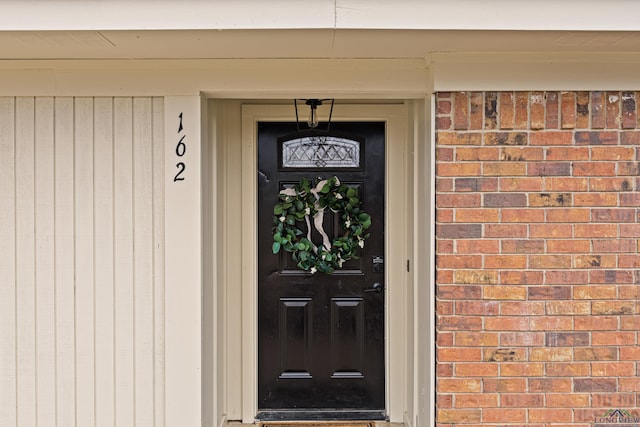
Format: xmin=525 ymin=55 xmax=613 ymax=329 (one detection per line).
xmin=280 ymin=134 xmax=362 ymax=169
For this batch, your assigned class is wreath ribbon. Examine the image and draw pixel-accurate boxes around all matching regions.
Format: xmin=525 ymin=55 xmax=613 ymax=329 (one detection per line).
xmin=308 ymin=179 xmax=332 ymax=251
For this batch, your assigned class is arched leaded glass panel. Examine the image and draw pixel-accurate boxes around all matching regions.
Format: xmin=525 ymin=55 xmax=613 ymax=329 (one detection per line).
xmin=280 ymin=134 xmax=361 ymax=169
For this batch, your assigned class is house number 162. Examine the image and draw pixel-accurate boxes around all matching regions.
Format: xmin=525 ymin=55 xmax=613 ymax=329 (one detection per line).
xmin=174 ymin=112 xmax=186 ymax=182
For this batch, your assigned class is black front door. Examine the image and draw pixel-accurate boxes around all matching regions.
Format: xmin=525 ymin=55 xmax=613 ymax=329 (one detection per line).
xmin=257 ymin=121 xmax=386 ymax=419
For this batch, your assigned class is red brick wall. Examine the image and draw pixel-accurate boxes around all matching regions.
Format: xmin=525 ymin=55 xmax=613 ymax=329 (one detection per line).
xmin=435 ymin=91 xmax=640 ymax=426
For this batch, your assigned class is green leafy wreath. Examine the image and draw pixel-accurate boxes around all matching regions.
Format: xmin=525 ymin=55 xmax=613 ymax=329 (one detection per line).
xmin=272 ymin=176 xmax=371 ymax=274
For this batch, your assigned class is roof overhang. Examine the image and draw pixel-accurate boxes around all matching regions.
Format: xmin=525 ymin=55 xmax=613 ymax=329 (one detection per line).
xmin=2 ymin=29 xmax=640 ymax=60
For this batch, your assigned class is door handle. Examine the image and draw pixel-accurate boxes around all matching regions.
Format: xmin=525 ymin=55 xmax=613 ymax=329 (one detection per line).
xmin=364 ymin=282 xmax=384 ymax=293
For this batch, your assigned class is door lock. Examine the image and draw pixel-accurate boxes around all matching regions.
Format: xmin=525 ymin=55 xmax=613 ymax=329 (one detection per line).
xmin=372 ymin=256 xmax=384 ymax=273
xmin=364 ymin=282 xmax=384 ymax=293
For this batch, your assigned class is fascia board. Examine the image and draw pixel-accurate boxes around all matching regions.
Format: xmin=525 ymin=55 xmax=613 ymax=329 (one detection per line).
xmin=2 ymin=0 xmax=640 ymax=32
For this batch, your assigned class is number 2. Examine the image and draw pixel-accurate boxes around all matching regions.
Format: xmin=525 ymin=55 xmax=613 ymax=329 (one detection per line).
xmin=174 ymin=162 xmax=185 ymax=181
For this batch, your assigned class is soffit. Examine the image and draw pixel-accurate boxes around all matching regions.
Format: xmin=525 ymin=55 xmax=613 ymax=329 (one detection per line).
xmin=2 ymin=29 xmax=640 ymax=60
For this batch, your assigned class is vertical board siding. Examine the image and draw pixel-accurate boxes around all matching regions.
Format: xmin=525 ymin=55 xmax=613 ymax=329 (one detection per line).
xmin=16 ymin=97 xmax=37 ymax=427
xmin=152 ymin=97 xmax=165 ymax=427
xmin=0 ymin=97 xmax=16 ymax=426
xmin=74 ymin=97 xmax=95 ymax=426
xmin=114 ymin=97 xmax=135 ymax=427
xmin=54 ymin=97 xmax=76 ymax=427
xmin=94 ymin=97 xmax=116 ymax=427
xmin=133 ymin=97 xmax=155 ymax=427
xmin=35 ymin=97 xmax=56 ymax=427
xmin=0 ymin=96 xmax=165 ymax=427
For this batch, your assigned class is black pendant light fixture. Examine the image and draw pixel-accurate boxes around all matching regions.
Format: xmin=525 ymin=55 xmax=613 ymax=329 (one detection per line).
xmin=294 ymin=98 xmax=334 ymax=131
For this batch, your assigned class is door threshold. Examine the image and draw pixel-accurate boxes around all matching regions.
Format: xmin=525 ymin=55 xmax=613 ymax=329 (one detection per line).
xmin=256 ymin=410 xmax=387 ymax=421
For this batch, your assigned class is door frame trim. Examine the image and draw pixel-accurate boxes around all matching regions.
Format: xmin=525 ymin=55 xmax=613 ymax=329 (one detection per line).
xmin=240 ymin=104 xmax=408 ymax=423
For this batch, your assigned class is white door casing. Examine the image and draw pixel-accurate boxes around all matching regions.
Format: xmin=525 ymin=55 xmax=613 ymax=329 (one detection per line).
xmin=237 ymin=103 xmax=409 ymax=423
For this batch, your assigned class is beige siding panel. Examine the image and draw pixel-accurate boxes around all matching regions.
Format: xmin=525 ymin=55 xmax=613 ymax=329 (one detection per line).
xmin=94 ymin=97 xmax=116 ymax=427
xmin=152 ymin=97 xmax=165 ymax=427
xmin=133 ymin=97 xmax=155 ymax=427
xmin=74 ymin=97 xmax=95 ymax=426
xmin=114 ymin=97 xmax=135 ymax=427
xmin=16 ymin=97 xmax=37 ymax=427
xmin=0 ymin=97 xmax=16 ymax=426
xmin=54 ymin=97 xmax=76 ymax=426
xmin=35 ymin=97 xmax=56 ymax=427
xmin=164 ymin=97 xmax=202 ymax=427
xmin=5 ymin=95 xmax=164 ymax=427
